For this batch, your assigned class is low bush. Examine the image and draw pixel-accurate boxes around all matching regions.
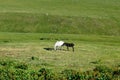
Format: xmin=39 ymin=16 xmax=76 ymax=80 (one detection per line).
xmin=15 ymin=63 xmax=28 ymax=70
xmin=61 ymin=69 xmax=82 ymax=80
xmin=0 ymin=60 xmax=120 ymax=80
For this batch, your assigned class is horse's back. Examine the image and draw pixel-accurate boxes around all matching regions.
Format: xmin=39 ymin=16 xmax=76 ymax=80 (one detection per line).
xmin=64 ymin=43 xmax=74 ymax=47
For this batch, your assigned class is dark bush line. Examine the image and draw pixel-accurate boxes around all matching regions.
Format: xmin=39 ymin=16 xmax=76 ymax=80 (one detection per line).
xmin=40 ymin=37 xmax=69 ymax=41
xmin=0 ymin=60 xmax=120 ymax=80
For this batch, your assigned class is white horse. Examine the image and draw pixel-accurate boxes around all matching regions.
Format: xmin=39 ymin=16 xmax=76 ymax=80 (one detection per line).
xmin=54 ymin=41 xmax=64 ymax=50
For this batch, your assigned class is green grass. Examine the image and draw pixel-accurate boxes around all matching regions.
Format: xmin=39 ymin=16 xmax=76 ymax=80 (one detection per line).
xmin=0 ymin=13 xmax=120 ymax=35
xmin=0 ymin=0 xmax=120 ymax=79
xmin=0 ymin=32 xmax=120 ymax=72
xmin=0 ymin=0 xmax=120 ymax=17
xmin=0 ymin=0 xmax=120 ymax=35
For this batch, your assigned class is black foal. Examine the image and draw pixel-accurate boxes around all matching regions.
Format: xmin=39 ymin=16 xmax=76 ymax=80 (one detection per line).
xmin=63 ymin=42 xmax=74 ymax=52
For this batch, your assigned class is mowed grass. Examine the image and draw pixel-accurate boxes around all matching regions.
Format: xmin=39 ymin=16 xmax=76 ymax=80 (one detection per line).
xmin=0 ymin=0 xmax=120 ymax=35
xmin=0 ymin=0 xmax=120 ymax=73
xmin=0 ymin=0 xmax=120 ymax=17
xmin=0 ymin=32 xmax=120 ymax=72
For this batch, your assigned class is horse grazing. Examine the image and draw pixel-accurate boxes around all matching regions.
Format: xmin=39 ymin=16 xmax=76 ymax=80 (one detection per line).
xmin=63 ymin=42 xmax=74 ymax=52
xmin=54 ymin=41 xmax=64 ymax=50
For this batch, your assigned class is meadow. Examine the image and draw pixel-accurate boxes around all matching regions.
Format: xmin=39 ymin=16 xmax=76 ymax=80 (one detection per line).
xmin=0 ymin=32 xmax=120 ymax=79
xmin=0 ymin=32 xmax=120 ymax=71
xmin=0 ymin=0 xmax=120 ymax=79
xmin=0 ymin=0 xmax=120 ymax=35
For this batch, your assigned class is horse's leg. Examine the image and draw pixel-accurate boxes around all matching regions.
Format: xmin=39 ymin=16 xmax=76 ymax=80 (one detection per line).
xmin=67 ymin=46 xmax=69 ymax=51
xmin=56 ymin=46 xmax=58 ymax=50
xmin=58 ymin=46 xmax=61 ymax=50
xmin=54 ymin=46 xmax=56 ymax=50
xmin=72 ymin=46 xmax=74 ymax=52
xmin=59 ymin=46 xmax=62 ymax=50
xmin=59 ymin=46 xmax=61 ymax=50
xmin=60 ymin=46 xmax=62 ymax=50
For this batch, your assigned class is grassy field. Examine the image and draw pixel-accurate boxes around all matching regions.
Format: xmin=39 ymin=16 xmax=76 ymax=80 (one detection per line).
xmin=0 ymin=32 xmax=120 ymax=72
xmin=0 ymin=0 xmax=120 ymax=35
xmin=0 ymin=0 xmax=120 ymax=17
xmin=0 ymin=0 xmax=120 ymax=79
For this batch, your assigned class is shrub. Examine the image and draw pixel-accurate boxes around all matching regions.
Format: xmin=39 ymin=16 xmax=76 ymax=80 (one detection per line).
xmin=38 ymin=68 xmax=55 ymax=80
xmin=112 ymin=65 xmax=120 ymax=79
xmin=0 ymin=60 xmax=120 ymax=80
xmin=93 ymin=65 xmax=112 ymax=73
xmin=93 ymin=65 xmax=113 ymax=80
xmin=15 ymin=63 xmax=28 ymax=70
xmin=29 ymin=70 xmax=39 ymax=80
xmin=0 ymin=60 xmax=14 ymax=66
xmin=61 ymin=69 xmax=82 ymax=80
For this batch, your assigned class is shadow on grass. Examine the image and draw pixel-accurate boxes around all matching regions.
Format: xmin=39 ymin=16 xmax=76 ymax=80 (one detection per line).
xmin=44 ymin=48 xmax=54 ymax=51
xmin=44 ymin=48 xmax=67 ymax=51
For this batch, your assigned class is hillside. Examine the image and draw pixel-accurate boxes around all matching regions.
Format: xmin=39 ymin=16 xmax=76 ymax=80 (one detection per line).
xmin=0 ymin=0 xmax=120 ymax=35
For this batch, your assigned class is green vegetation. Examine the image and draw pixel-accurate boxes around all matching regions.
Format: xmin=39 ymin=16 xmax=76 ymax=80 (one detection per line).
xmin=1 ymin=32 xmax=119 ymax=79
xmin=0 ymin=0 xmax=120 ymax=35
xmin=0 ymin=32 xmax=120 ymax=71
xmin=0 ymin=13 xmax=120 ymax=35
xmin=0 ymin=0 xmax=120 ymax=79
xmin=0 ymin=60 xmax=120 ymax=80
